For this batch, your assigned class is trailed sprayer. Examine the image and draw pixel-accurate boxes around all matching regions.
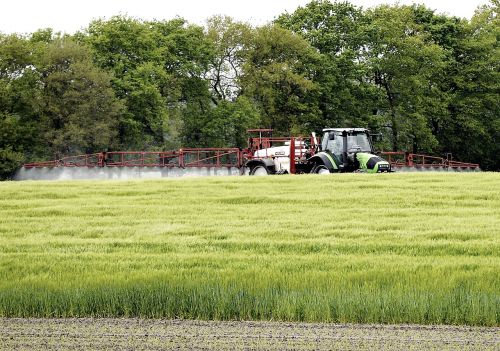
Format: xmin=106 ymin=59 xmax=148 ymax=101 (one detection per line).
xmin=17 ymin=128 xmax=479 ymax=180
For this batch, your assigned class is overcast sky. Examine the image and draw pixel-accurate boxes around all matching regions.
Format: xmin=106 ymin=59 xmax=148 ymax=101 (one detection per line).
xmin=0 ymin=0 xmax=490 ymax=35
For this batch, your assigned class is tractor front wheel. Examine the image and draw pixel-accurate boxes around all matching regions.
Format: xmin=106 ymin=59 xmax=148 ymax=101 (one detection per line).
xmin=311 ymin=164 xmax=330 ymax=174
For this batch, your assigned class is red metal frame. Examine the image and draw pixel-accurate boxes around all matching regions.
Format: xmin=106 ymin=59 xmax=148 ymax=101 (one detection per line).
xmin=24 ymin=148 xmax=243 ymax=169
xmin=23 ymin=153 xmax=103 ymax=168
xmin=381 ymin=152 xmax=480 ymax=169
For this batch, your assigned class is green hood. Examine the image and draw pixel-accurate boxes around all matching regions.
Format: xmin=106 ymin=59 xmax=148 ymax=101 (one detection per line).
xmin=356 ymin=152 xmax=391 ymax=173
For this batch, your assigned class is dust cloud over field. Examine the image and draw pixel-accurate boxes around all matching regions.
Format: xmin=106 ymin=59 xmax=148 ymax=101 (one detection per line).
xmin=1 ymin=318 xmax=499 ymax=351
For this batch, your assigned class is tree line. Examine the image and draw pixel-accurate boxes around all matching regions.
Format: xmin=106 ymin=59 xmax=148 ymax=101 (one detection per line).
xmin=0 ymin=0 xmax=498 ymax=178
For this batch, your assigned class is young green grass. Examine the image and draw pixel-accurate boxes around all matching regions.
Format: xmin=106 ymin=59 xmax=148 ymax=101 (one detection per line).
xmin=0 ymin=173 xmax=498 ymax=325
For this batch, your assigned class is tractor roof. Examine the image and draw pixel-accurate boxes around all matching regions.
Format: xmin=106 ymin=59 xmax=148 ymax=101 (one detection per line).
xmin=322 ymin=128 xmax=369 ymax=133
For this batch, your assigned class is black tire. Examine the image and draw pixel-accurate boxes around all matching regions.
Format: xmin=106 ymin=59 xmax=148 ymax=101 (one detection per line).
xmin=250 ymin=165 xmax=269 ymax=176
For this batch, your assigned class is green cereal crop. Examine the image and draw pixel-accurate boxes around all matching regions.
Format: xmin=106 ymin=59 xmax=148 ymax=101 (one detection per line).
xmin=0 ymin=173 xmax=498 ymax=325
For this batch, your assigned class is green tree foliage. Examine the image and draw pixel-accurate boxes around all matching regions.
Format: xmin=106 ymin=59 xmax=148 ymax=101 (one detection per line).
xmin=409 ymin=6 xmax=467 ymax=152
xmin=204 ymin=16 xmax=252 ymax=102
xmin=240 ymin=24 xmax=320 ymax=134
xmin=366 ymin=5 xmax=446 ymax=152
xmin=37 ymin=38 xmax=123 ymax=156
xmin=0 ymin=147 xmax=24 ymax=179
xmin=199 ymin=96 xmax=260 ymax=148
xmin=179 ymin=17 xmax=261 ymax=147
xmin=0 ymin=32 xmax=123 ymax=178
xmin=276 ymin=1 xmax=379 ymax=129
xmin=83 ymin=16 xmax=214 ymax=149
xmin=0 ymin=33 xmax=43 ymax=175
xmin=445 ymin=1 xmax=500 ymax=169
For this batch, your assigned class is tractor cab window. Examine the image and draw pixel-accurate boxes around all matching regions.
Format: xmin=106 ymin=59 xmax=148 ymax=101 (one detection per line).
xmin=321 ymin=132 xmax=329 ymax=151
xmin=328 ymin=134 xmax=344 ymax=155
xmin=347 ymin=133 xmax=372 ymax=152
xmin=322 ymin=131 xmax=372 ymax=155
xmin=322 ymin=132 xmax=343 ymax=156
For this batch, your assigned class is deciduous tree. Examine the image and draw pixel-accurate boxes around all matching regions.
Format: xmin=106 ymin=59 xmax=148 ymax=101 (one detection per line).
xmin=38 ymin=38 xmax=123 ymax=157
xmin=240 ymin=24 xmax=320 ymax=134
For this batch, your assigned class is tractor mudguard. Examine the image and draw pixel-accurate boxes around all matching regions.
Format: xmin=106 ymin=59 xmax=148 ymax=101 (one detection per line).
xmin=308 ymin=152 xmax=339 ymax=172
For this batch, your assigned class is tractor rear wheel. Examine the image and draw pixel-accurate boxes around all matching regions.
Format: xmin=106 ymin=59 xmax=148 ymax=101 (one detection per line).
xmin=250 ymin=165 xmax=269 ymax=176
xmin=312 ymin=164 xmax=330 ymax=174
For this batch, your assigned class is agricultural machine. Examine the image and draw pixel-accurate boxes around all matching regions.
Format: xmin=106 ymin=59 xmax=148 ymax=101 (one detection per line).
xmin=17 ymin=128 xmax=480 ymax=180
xmin=244 ymin=128 xmax=390 ymax=175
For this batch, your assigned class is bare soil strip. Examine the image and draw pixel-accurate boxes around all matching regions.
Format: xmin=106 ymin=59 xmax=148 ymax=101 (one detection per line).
xmin=1 ymin=318 xmax=499 ymax=351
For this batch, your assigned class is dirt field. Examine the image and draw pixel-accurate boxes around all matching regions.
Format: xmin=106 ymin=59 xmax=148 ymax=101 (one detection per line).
xmin=1 ymin=318 xmax=498 ymax=351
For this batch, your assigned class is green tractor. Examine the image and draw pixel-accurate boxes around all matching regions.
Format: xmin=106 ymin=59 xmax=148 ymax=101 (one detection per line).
xmin=308 ymin=128 xmax=391 ymax=173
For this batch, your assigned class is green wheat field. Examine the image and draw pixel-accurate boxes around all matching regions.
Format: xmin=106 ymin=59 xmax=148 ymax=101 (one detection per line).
xmin=0 ymin=173 xmax=498 ymax=326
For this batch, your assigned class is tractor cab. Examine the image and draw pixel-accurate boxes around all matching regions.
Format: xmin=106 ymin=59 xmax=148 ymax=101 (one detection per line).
xmin=321 ymin=128 xmax=374 ymax=156
xmin=317 ymin=128 xmax=390 ymax=173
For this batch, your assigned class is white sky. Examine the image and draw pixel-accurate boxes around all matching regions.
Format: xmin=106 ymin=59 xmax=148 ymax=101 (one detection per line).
xmin=0 ymin=0 xmax=490 ymax=35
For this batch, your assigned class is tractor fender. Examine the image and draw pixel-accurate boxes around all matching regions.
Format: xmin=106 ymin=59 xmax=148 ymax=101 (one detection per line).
xmin=308 ymin=152 xmax=339 ymax=172
xmin=244 ymin=159 xmax=276 ymax=174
